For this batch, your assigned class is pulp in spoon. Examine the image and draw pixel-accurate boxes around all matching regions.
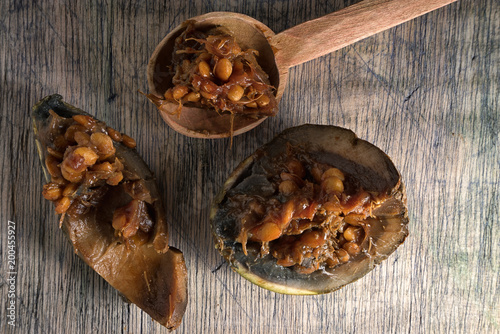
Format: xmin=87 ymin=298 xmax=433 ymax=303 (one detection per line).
xmin=146 ymin=23 xmax=278 ymax=134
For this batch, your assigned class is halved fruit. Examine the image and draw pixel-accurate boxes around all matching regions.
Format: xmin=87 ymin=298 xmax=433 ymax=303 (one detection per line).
xmin=211 ymin=124 xmax=408 ymax=295
xmin=33 ymin=94 xmax=187 ymax=329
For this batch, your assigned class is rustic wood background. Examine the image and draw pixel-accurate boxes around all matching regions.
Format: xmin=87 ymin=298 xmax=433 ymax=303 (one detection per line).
xmin=1 ymin=0 xmax=498 ymax=333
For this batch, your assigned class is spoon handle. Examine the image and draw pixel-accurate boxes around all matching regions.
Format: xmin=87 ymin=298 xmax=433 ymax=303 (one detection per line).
xmin=271 ymin=0 xmax=457 ymax=69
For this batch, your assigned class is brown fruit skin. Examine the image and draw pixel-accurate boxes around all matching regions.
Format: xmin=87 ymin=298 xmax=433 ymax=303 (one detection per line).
xmin=211 ymin=124 xmax=409 ymax=295
xmin=33 ymin=94 xmax=187 ymax=329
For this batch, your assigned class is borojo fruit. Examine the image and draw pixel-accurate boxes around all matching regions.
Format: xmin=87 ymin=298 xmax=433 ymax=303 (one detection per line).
xmin=33 ymin=95 xmax=188 ymax=329
xmin=211 ymin=124 xmax=409 ymax=295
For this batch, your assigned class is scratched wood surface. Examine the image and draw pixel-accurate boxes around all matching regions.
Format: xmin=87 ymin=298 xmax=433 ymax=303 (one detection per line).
xmin=0 ymin=0 xmax=498 ymax=333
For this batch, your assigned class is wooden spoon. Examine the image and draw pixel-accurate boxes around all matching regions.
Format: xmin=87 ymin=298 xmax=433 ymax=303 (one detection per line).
xmin=147 ymin=0 xmax=457 ymax=138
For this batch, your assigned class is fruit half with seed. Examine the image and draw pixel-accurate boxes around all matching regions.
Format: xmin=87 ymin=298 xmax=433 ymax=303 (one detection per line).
xmin=211 ymin=124 xmax=408 ymax=294
xmin=32 ymin=94 xmax=188 ymax=329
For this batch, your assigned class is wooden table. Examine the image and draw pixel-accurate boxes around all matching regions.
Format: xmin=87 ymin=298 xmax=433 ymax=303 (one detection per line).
xmin=1 ymin=0 xmax=498 ymax=333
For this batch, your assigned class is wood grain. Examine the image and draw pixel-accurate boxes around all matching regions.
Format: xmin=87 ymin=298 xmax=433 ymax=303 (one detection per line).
xmin=1 ymin=0 xmax=499 ymax=333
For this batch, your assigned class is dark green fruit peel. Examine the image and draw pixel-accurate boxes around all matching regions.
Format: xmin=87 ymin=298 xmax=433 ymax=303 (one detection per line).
xmin=211 ymin=124 xmax=408 ymax=295
xmin=33 ymin=95 xmax=188 ymax=329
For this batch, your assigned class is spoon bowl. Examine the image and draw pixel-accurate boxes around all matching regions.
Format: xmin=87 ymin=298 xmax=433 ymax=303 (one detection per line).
xmin=147 ymin=12 xmax=281 ymax=138
xmin=147 ymin=0 xmax=457 ymax=138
